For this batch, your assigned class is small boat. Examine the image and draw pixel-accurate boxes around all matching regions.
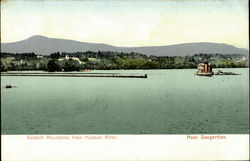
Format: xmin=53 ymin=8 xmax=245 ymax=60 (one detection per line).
xmin=6 ymin=85 xmax=12 ymax=88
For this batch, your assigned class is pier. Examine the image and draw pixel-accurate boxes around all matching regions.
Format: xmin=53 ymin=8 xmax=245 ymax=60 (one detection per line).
xmin=0 ymin=72 xmax=148 ymax=79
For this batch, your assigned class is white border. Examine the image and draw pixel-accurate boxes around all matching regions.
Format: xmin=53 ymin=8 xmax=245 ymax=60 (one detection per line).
xmin=1 ymin=134 xmax=249 ymax=160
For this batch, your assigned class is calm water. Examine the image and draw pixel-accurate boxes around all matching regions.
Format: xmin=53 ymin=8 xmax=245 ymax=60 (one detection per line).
xmin=1 ymin=69 xmax=249 ymax=134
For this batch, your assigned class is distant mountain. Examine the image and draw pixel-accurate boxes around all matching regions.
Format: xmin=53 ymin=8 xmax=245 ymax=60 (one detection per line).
xmin=1 ymin=35 xmax=249 ymax=56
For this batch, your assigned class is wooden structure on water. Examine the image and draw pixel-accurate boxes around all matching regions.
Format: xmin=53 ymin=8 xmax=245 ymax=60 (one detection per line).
xmin=0 ymin=72 xmax=148 ymax=79
xmin=196 ymin=62 xmax=214 ymax=76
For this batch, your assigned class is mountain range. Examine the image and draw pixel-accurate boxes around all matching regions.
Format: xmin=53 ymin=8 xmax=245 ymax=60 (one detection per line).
xmin=1 ymin=35 xmax=249 ymax=56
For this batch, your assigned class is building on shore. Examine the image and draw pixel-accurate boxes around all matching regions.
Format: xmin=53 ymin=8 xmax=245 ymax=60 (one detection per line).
xmin=58 ymin=55 xmax=84 ymax=64
xmin=197 ymin=62 xmax=213 ymax=76
xmin=37 ymin=55 xmax=43 ymax=59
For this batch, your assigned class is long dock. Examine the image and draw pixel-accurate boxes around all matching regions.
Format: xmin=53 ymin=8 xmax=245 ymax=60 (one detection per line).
xmin=1 ymin=72 xmax=120 ymax=75
xmin=0 ymin=73 xmax=148 ymax=79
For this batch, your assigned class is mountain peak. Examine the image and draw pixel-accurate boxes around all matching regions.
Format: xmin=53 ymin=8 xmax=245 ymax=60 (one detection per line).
xmin=28 ymin=35 xmax=48 ymax=39
xmin=1 ymin=36 xmax=249 ymax=56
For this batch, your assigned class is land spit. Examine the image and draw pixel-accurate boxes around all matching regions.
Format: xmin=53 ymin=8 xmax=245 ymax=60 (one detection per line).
xmin=1 ymin=72 xmax=148 ymax=79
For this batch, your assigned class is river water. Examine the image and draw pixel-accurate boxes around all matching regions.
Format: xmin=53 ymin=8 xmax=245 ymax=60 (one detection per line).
xmin=1 ymin=68 xmax=249 ymax=134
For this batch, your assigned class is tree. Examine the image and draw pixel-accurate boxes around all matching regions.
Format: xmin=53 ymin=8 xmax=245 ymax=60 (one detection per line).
xmin=47 ymin=59 xmax=61 ymax=72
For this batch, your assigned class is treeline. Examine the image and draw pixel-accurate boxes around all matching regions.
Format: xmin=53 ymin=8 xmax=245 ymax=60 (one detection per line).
xmin=1 ymin=51 xmax=248 ymax=72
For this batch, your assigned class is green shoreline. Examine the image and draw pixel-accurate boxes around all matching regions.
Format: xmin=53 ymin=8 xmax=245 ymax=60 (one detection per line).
xmin=1 ymin=52 xmax=248 ymax=72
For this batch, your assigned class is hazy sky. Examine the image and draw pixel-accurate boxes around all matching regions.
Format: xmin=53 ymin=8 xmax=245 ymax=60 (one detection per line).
xmin=1 ymin=0 xmax=249 ymax=48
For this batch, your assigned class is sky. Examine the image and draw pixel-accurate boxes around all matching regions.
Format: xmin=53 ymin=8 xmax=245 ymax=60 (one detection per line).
xmin=1 ymin=0 xmax=249 ymax=49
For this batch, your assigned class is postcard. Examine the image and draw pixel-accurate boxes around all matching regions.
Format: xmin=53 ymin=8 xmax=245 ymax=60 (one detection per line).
xmin=1 ymin=0 xmax=249 ymax=160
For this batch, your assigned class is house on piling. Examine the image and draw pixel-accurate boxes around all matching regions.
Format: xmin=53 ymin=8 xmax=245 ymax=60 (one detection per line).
xmin=197 ymin=61 xmax=214 ymax=76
